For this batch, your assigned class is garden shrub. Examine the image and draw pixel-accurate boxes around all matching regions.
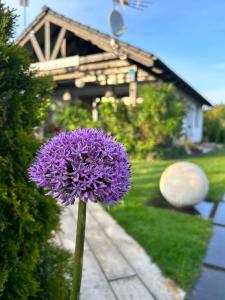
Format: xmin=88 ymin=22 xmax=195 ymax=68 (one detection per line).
xmin=0 ymin=3 xmax=71 ymax=299
xmin=134 ymin=83 xmax=185 ymax=155
xmin=204 ymin=105 xmax=225 ymax=143
xmin=98 ymin=100 xmax=137 ymax=153
xmin=55 ymin=83 xmax=185 ymax=157
xmin=53 ymin=100 xmax=95 ymax=131
xmin=30 ymin=243 xmax=72 ymax=300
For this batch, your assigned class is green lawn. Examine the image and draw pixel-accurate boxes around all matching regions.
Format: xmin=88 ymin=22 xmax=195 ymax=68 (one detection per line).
xmin=109 ymin=150 xmax=225 ymax=290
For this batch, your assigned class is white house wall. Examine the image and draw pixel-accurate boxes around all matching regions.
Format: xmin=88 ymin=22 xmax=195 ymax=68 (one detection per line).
xmin=177 ymin=89 xmax=204 ymax=143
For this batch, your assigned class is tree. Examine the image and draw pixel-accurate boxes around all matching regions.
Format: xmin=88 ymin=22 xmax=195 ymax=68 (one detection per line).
xmin=0 ymin=3 xmax=67 ymax=299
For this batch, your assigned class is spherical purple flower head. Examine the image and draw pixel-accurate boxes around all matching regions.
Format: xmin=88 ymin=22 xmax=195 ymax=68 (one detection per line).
xmin=29 ymin=128 xmax=131 ymax=206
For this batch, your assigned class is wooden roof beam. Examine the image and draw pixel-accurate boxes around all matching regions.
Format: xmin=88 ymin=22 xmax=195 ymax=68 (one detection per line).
xmin=60 ymin=38 xmax=67 ymax=57
xmin=47 ymin=14 xmax=111 ymax=52
xmin=44 ymin=21 xmax=51 ymax=60
xmin=30 ymin=33 xmax=45 ymax=62
xmin=51 ymin=27 xmax=66 ymax=60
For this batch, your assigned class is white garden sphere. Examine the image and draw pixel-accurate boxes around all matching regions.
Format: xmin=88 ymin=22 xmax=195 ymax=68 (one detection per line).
xmin=160 ymin=162 xmax=209 ymax=208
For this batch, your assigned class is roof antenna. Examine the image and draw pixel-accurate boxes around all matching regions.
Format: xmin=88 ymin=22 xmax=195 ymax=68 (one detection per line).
xmin=19 ymin=0 xmax=29 ymax=27
xmin=116 ymin=0 xmax=151 ymax=10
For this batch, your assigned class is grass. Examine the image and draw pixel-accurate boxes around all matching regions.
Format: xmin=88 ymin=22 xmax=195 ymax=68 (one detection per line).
xmin=109 ymin=150 xmax=225 ymax=290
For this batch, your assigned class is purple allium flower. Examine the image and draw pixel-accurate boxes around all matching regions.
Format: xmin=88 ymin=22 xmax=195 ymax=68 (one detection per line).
xmin=29 ymin=128 xmax=131 ymax=206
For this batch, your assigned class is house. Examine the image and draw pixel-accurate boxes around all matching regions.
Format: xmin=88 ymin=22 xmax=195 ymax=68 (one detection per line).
xmin=16 ymin=6 xmax=212 ymax=143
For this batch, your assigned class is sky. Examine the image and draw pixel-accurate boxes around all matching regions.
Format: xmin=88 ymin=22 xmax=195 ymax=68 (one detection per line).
xmin=5 ymin=0 xmax=225 ymax=105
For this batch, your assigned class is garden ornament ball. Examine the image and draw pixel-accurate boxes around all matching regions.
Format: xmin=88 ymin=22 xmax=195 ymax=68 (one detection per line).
xmin=160 ymin=161 xmax=208 ymax=208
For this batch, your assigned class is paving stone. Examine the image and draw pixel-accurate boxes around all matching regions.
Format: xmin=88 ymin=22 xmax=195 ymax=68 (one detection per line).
xmin=89 ymin=208 xmax=185 ymax=300
xmin=80 ymin=248 xmax=116 ymax=300
xmin=204 ymin=225 xmax=225 ymax=269
xmin=187 ymin=267 xmax=225 ymax=300
xmin=213 ymin=202 xmax=225 ymax=226
xmin=59 ymin=207 xmax=76 ymax=244
xmin=57 ymin=202 xmax=184 ymax=300
xmin=54 ymin=230 xmax=64 ymax=247
xmin=110 ymin=276 xmax=154 ymax=300
xmin=195 ymin=201 xmax=214 ymax=219
xmin=87 ymin=201 xmax=104 ymax=211
xmin=89 ymin=207 xmax=119 ymax=229
xmin=86 ymin=226 xmax=135 ymax=281
xmin=86 ymin=210 xmax=99 ymax=229
xmin=57 ymin=205 xmax=89 ymax=252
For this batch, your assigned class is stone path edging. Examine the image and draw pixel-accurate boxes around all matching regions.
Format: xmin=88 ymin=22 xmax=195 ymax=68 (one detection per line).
xmin=188 ymin=195 xmax=225 ymax=300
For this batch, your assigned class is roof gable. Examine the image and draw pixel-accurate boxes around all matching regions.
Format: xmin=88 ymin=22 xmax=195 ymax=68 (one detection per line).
xmin=16 ymin=6 xmax=211 ymax=106
xmin=17 ymin=7 xmax=105 ymax=62
xmin=16 ymin=6 xmax=154 ymax=66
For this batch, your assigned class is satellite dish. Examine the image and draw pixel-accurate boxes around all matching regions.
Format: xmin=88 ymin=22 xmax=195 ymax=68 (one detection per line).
xmin=109 ymin=10 xmax=126 ymax=37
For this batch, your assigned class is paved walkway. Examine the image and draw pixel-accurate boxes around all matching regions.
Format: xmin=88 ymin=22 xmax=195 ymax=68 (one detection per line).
xmin=188 ymin=195 xmax=225 ymax=300
xmin=55 ymin=202 xmax=185 ymax=300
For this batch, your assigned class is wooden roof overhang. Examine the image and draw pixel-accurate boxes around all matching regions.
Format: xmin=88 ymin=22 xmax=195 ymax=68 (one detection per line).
xmin=16 ymin=6 xmax=212 ymax=106
xmin=29 ymin=52 xmax=155 ymax=87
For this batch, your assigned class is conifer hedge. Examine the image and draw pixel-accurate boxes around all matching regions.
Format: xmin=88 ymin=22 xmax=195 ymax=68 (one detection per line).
xmin=0 ymin=3 xmax=70 ymax=299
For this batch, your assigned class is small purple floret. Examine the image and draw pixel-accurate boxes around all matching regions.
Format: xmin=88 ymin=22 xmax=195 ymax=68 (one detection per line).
xmin=29 ymin=128 xmax=131 ymax=206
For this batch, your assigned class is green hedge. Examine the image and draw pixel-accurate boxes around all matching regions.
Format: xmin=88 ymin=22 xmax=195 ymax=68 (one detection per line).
xmin=0 ymin=4 xmax=71 ymax=299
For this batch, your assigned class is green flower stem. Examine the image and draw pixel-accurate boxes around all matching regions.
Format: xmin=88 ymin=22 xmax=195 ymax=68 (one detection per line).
xmin=70 ymin=200 xmax=87 ymax=300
